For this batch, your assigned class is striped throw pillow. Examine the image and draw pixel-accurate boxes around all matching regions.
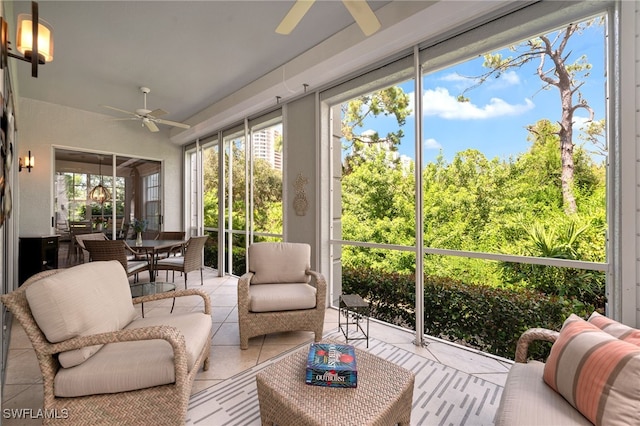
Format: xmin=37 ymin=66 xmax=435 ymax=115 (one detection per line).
xmin=588 ymin=311 xmax=640 ymax=346
xmin=543 ymin=314 xmax=640 ymax=426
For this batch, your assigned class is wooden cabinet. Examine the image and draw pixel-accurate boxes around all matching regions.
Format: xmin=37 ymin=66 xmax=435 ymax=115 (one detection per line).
xmin=19 ymin=236 xmax=60 ymax=285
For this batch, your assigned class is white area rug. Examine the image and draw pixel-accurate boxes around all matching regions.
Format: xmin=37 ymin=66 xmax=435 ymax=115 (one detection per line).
xmin=187 ymin=330 xmax=503 ymax=425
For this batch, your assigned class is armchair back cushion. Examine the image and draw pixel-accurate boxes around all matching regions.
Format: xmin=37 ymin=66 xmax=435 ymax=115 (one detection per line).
xmin=25 ymin=261 xmax=136 ymax=368
xmin=249 ymin=242 xmax=310 ymax=284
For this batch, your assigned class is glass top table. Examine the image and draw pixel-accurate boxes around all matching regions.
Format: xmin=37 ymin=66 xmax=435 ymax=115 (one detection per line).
xmin=125 ymin=239 xmax=186 ymax=282
xmin=130 ymin=282 xmax=176 ymax=317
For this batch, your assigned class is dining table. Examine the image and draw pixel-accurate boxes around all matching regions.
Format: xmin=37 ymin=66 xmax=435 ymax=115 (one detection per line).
xmin=125 ymin=239 xmax=186 ymax=282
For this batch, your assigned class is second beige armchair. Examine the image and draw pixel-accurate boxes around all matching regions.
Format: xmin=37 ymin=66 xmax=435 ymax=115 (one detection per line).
xmin=237 ymin=242 xmax=326 ymax=350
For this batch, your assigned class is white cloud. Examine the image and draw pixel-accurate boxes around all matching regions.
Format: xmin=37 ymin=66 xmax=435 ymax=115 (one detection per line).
xmin=424 ymin=138 xmax=442 ymax=150
xmin=500 ymin=71 xmax=521 ymax=86
xmin=439 ymin=70 xmax=520 ymax=90
xmin=422 ymin=87 xmax=534 ymax=119
xmin=440 ymin=73 xmax=471 ymax=83
xmin=572 ymin=115 xmax=592 ymax=129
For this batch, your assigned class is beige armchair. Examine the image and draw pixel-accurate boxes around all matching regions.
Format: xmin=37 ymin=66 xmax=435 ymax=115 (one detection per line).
xmin=0 ymin=261 xmax=212 ymax=425
xmin=237 ymin=242 xmax=326 ymax=350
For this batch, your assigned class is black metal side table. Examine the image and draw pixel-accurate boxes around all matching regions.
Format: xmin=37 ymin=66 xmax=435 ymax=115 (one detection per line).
xmin=339 ymin=294 xmax=370 ymax=347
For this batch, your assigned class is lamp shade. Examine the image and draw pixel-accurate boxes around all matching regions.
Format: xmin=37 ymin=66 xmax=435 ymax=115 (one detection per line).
xmin=25 ymin=154 xmax=34 ymax=168
xmin=16 ymin=13 xmax=53 ymax=63
xmin=89 ymin=184 xmax=111 ymax=204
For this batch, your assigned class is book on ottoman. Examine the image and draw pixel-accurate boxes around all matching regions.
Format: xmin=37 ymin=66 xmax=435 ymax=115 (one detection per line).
xmin=305 ymin=343 xmax=358 ymax=388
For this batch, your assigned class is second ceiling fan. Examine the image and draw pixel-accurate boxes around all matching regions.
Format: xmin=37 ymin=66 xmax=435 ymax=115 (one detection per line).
xmin=102 ymin=87 xmax=191 ymax=133
xmin=276 ymin=0 xmax=381 ymax=36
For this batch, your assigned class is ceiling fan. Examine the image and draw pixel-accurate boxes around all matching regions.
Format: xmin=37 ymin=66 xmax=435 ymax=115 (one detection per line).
xmin=276 ymin=0 xmax=381 ymax=36
xmin=101 ymin=87 xmax=191 ymax=133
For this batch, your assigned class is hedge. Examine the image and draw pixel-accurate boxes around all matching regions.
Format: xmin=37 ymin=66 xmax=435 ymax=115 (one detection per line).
xmin=342 ymin=266 xmax=597 ymax=360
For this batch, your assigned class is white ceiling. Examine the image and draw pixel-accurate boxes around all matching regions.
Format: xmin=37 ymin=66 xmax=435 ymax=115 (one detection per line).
xmin=7 ymin=1 xmax=389 ymax=126
xmin=6 ymin=1 xmax=522 ymax=142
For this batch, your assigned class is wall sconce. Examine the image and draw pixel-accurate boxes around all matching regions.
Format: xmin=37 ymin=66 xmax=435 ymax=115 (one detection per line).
xmin=0 ymin=1 xmax=53 ymax=78
xmin=19 ymin=150 xmax=34 ymax=173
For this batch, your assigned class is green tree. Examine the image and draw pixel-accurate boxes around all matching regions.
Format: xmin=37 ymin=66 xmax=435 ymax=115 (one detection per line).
xmin=462 ymin=20 xmax=604 ymax=214
xmin=202 ymin=142 xmax=283 ymax=235
xmin=340 ymin=85 xmax=414 ymax=273
xmin=341 ymin=146 xmax=415 ymax=273
xmin=341 ymin=86 xmax=411 ymax=175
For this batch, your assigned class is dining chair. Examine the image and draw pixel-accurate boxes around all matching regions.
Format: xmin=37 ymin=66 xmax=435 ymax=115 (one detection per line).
xmin=154 ymin=231 xmax=186 ymax=259
xmin=155 ymin=235 xmax=208 ymax=289
xmin=83 ymin=239 xmax=151 ymax=281
xmin=74 ymin=232 xmax=109 ymax=264
xmin=67 ymin=221 xmax=93 ymax=264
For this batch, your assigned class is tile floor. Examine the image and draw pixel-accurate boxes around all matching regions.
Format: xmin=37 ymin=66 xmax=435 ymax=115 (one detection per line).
xmin=1 ymin=266 xmax=512 ymax=425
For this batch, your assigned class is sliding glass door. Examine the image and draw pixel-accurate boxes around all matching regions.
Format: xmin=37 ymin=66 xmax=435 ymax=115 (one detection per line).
xmin=54 ymin=148 xmax=162 ymax=242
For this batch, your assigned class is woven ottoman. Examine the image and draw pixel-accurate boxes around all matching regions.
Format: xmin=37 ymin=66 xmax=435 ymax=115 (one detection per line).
xmin=256 ymin=341 xmax=415 ymax=426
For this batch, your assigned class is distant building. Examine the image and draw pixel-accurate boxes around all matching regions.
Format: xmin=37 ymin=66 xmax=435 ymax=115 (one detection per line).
xmin=252 ymin=128 xmax=282 ymax=171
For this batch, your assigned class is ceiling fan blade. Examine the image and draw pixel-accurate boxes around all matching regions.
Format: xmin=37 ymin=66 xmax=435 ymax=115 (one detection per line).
xmin=144 ymin=119 xmax=160 ymax=132
xmin=148 ymin=108 xmax=168 ymax=118
xmin=155 ymin=118 xmax=191 ymax=129
xmin=342 ymin=0 xmax=381 ymax=36
xmin=101 ymin=105 xmax=137 ymax=116
xmin=276 ymin=0 xmax=315 ymax=35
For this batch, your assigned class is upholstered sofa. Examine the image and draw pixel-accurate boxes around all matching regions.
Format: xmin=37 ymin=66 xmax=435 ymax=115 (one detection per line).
xmin=1 ymin=260 xmax=212 ymax=425
xmin=495 ymin=313 xmax=640 ymax=426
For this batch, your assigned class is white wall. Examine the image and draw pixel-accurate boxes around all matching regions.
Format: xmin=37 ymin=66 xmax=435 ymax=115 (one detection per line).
xmin=283 ymin=93 xmax=318 ymax=266
xmin=16 ymin=98 xmax=183 ymax=237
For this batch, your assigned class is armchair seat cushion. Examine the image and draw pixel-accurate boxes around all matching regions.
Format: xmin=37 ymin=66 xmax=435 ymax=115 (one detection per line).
xmin=54 ymin=312 xmax=212 ymax=397
xmin=249 ymin=283 xmax=317 ymax=313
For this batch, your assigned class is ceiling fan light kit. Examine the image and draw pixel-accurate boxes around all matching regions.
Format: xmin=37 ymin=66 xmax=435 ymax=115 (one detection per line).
xmin=276 ymin=0 xmax=380 ymax=36
xmin=102 ymin=87 xmax=191 ymax=133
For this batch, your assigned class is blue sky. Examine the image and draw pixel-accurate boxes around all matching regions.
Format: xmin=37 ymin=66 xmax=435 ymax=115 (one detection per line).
xmin=359 ymin=19 xmax=606 ymax=166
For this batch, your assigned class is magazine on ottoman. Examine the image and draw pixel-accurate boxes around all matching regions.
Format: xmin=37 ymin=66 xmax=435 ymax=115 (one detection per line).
xmin=305 ymin=343 xmax=358 ymax=388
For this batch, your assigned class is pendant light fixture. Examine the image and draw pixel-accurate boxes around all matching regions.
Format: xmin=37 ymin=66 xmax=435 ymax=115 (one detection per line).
xmin=89 ymin=156 xmax=111 ymax=204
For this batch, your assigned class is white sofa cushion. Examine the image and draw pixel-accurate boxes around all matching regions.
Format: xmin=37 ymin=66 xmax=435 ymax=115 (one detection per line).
xmin=53 ymin=312 xmax=212 ymax=397
xmin=496 ymin=361 xmax=592 ymax=426
xmin=249 ymin=283 xmax=316 ymax=312
xmin=249 ymin=242 xmax=310 ymax=284
xmin=25 ymin=261 xmax=136 ymax=368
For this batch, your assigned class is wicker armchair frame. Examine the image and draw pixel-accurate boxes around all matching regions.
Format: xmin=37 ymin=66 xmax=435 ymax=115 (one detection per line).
xmin=514 ymin=327 xmax=560 ymax=363
xmin=0 ymin=269 xmax=212 ymax=425
xmin=155 ymin=235 xmax=208 ymax=289
xmin=237 ymin=269 xmax=327 ymax=350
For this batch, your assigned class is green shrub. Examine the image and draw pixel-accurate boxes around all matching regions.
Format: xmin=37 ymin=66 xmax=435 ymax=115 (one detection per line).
xmin=342 ymin=266 xmax=595 ymax=360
